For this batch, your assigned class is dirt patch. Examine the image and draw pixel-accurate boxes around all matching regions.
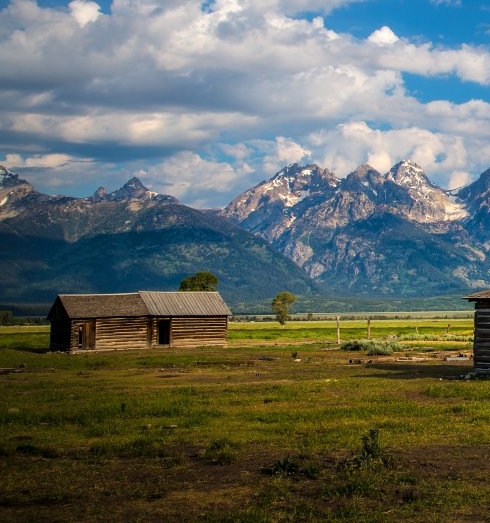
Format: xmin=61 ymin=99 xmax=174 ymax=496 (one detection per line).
xmin=2 ymin=444 xmax=490 ymax=522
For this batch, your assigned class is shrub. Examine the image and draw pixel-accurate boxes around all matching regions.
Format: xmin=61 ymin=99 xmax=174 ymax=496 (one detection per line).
xmin=340 ymin=339 xmax=373 ymax=351
xmin=341 ymin=339 xmax=402 ymax=355
xmin=338 ymin=429 xmax=395 ymax=471
xmin=367 ymin=345 xmax=393 ymax=356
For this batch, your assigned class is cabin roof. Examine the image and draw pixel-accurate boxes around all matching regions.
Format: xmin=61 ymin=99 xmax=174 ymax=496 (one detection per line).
xmin=139 ymin=291 xmax=231 ymax=317
xmin=48 ymin=291 xmax=231 ymax=319
xmin=464 ymin=289 xmax=490 ymax=301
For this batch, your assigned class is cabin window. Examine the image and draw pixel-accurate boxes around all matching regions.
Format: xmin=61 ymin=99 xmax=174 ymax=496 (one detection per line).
xmin=158 ymin=319 xmax=171 ymax=345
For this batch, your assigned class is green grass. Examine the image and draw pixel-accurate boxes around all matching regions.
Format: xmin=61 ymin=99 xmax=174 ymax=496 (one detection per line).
xmin=0 ymin=322 xmax=485 ymax=521
xmin=228 ymin=318 xmax=474 ymax=343
xmin=0 ymin=325 xmax=50 ymax=352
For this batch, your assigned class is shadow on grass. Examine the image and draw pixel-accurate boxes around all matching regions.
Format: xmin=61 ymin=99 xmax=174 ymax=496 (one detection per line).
xmin=359 ymin=362 xmax=473 ymax=380
xmin=10 ymin=346 xmax=52 ymax=354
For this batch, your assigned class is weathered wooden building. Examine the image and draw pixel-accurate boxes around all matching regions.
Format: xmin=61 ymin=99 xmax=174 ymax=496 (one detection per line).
xmin=465 ymin=290 xmax=490 ymax=374
xmin=47 ymin=291 xmax=232 ymax=353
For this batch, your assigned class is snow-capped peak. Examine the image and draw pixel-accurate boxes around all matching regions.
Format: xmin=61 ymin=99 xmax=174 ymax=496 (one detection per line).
xmin=0 ymin=165 xmax=14 ymax=184
xmin=387 ymin=160 xmax=428 ymax=187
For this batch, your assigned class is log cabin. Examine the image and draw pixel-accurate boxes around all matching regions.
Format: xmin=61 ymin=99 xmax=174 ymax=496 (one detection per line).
xmin=465 ymin=289 xmax=490 ymax=374
xmin=47 ymin=291 xmax=232 ymax=352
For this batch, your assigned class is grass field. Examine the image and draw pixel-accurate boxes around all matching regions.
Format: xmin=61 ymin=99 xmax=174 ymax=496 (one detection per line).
xmin=1 ymin=320 xmax=489 ymax=522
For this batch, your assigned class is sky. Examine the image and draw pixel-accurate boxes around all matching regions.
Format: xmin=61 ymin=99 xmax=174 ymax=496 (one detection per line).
xmin=2 ymin=0 xmax=490 ymax=208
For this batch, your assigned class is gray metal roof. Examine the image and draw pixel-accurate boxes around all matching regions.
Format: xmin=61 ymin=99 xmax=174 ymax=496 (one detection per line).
xmin=52 ymin=291 xmax=231 ymax=319
xmin=139 ymin=291 xmax=231 ymax=316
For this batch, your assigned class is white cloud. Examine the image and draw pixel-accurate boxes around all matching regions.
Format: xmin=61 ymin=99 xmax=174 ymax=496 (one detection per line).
xmin=262 ymin=137 xmax=311 ymax=175
xmin=3 ymin=153 xmax=75 ymax=169
xmin=8 ymin=110 xmax=257 ymax=147
xmin=448 ymin=170 xmax=471 ymax=190
xmin=143 ymin=152 xmax=253 ymax=207
xmin=306 ymin=121 xmax=474 ymax=189
xmin=219 ymin=143 xmax=253 ymax=161
xmin=368 ymin=26 xmax=399 ymax=46
xmin=69 ymin=1 xmax=101 ymax=27
xmin=1 ymin=0 xmax=490 ymax=206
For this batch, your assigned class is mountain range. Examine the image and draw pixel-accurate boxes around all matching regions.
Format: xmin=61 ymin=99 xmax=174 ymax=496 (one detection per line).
xmin=2 ymin=158 xmax=490 ymax=315
xmin=220 ymin=160 xmax=490 ymax=299
xmin=0 ymin=165 xmax=319 ymax=314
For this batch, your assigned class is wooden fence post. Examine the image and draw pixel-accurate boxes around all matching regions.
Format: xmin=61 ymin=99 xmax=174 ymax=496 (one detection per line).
xmin=336 ymin=316 xmax=341 ymax=344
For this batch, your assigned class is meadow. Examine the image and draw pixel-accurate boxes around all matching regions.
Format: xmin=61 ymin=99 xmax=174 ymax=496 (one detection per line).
xmin=1 ymin=319 xmax=489 ymax=522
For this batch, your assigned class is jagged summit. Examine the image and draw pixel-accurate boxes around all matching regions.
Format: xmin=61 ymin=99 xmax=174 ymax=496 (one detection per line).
xmin=0 ymin=165 xmax=28 ymax=188
xmin=0 ymin=171 xmax=319 ymax=307
xmin=0 ymin=173 xmax=179 ymax=232
xmin=3 ymin=157 xmax=490 ymax=303
xmin=340 ymin=164 xmax=383 ymax=193
xmin=90 ymin=177 xmax=178 ymax=204
xmin=92 ymin=186 xmax=108 ymax=202
xmin=220 ymin=163 xmax=339 ymax=241
xmin=456 ymin=166 xmax=490 ymax=206
xmin=0 ymin=165 xmax=39 ymax=219
xmin=221 ymin=158 xmax=483 ymax=295
xmin=388 ymin=160 xmax=428 ymax=185
xmin=106 ymin=177 xmax=153 ymax=201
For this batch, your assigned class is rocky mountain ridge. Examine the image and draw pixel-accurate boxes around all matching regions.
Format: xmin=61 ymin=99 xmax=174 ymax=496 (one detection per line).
xmin=4 ymin=157 xmax=490 ymax=310
xmin=0 ymin=166 xmax=319 ymax=309
xmin=221 ymin=160 xmax=490 ymax=296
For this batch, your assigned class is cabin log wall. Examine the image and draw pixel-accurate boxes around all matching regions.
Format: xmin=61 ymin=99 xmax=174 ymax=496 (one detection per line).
xmin=70 ymin=317 xmax=149 ymax=352
xmin=171 ymin=316 xmax=228 ymax=347
xmin=474 ymin=307 xmax=490 ymax=374
xmin=150 ymin=316 xmax=228 ymax=348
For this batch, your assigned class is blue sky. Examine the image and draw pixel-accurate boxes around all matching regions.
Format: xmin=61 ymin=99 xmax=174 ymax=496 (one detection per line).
xmin=1 ymin=0 xmax=490 ymax=207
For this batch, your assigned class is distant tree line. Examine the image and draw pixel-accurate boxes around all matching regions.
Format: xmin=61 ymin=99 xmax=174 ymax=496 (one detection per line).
xmin=0 ymin=310 xmax=46 ymax=326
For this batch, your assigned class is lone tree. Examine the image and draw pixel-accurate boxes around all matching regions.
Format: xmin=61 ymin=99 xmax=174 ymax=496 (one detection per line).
xmin=179 ymin=271 xmax=218 ymax=291
xmin=272 ymin=291 xmax=297 ymax=326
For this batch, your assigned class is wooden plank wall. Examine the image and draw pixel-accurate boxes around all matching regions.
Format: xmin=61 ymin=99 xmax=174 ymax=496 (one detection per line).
xmin=474 ymin=308 xmax=490 ymax=374
xmin=70 ymin=317 xmax=149 ymax=352
xmin=172 ymin=317 xmax=228 ymax=347
xmin=64 ymin=315 xmax=228 ymax=352
xmin=150 ymin=316 xmax=228 ymax=348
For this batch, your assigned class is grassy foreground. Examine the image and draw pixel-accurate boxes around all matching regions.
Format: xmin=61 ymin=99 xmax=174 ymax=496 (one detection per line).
xmin=1 ymin=320 xmax=489 ymax=522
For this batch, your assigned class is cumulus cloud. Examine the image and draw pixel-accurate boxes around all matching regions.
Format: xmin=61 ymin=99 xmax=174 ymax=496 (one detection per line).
xmin=368 ymin=26 xmax=399 ymax=46
xmin=305 ymin=121 xmax=475 ymax=190
xmin=448 ymin=170 xmax=471 ymax=190
xmin=69 ymin=1 xmax=101 ymax=27
xmin=0 ymin=0 xmax=490 ymax=206
xmin=142 ymin=152 xmax=254 ymax=208
xmin=261 ymin=137 xmax=311 ymax=175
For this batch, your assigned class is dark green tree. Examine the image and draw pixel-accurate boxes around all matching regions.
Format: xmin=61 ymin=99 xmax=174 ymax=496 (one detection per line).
xmin=179 ymin=271 xmax=218 ymax=291
xmin=0 ymin=310 xmax=13 ymax=325
xmin=272 ymin=291 xmax=297 ymax=325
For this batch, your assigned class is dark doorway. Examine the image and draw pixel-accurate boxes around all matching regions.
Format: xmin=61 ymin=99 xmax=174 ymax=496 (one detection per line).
xmin=158 ymin=319 xmax=171 ymax=345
